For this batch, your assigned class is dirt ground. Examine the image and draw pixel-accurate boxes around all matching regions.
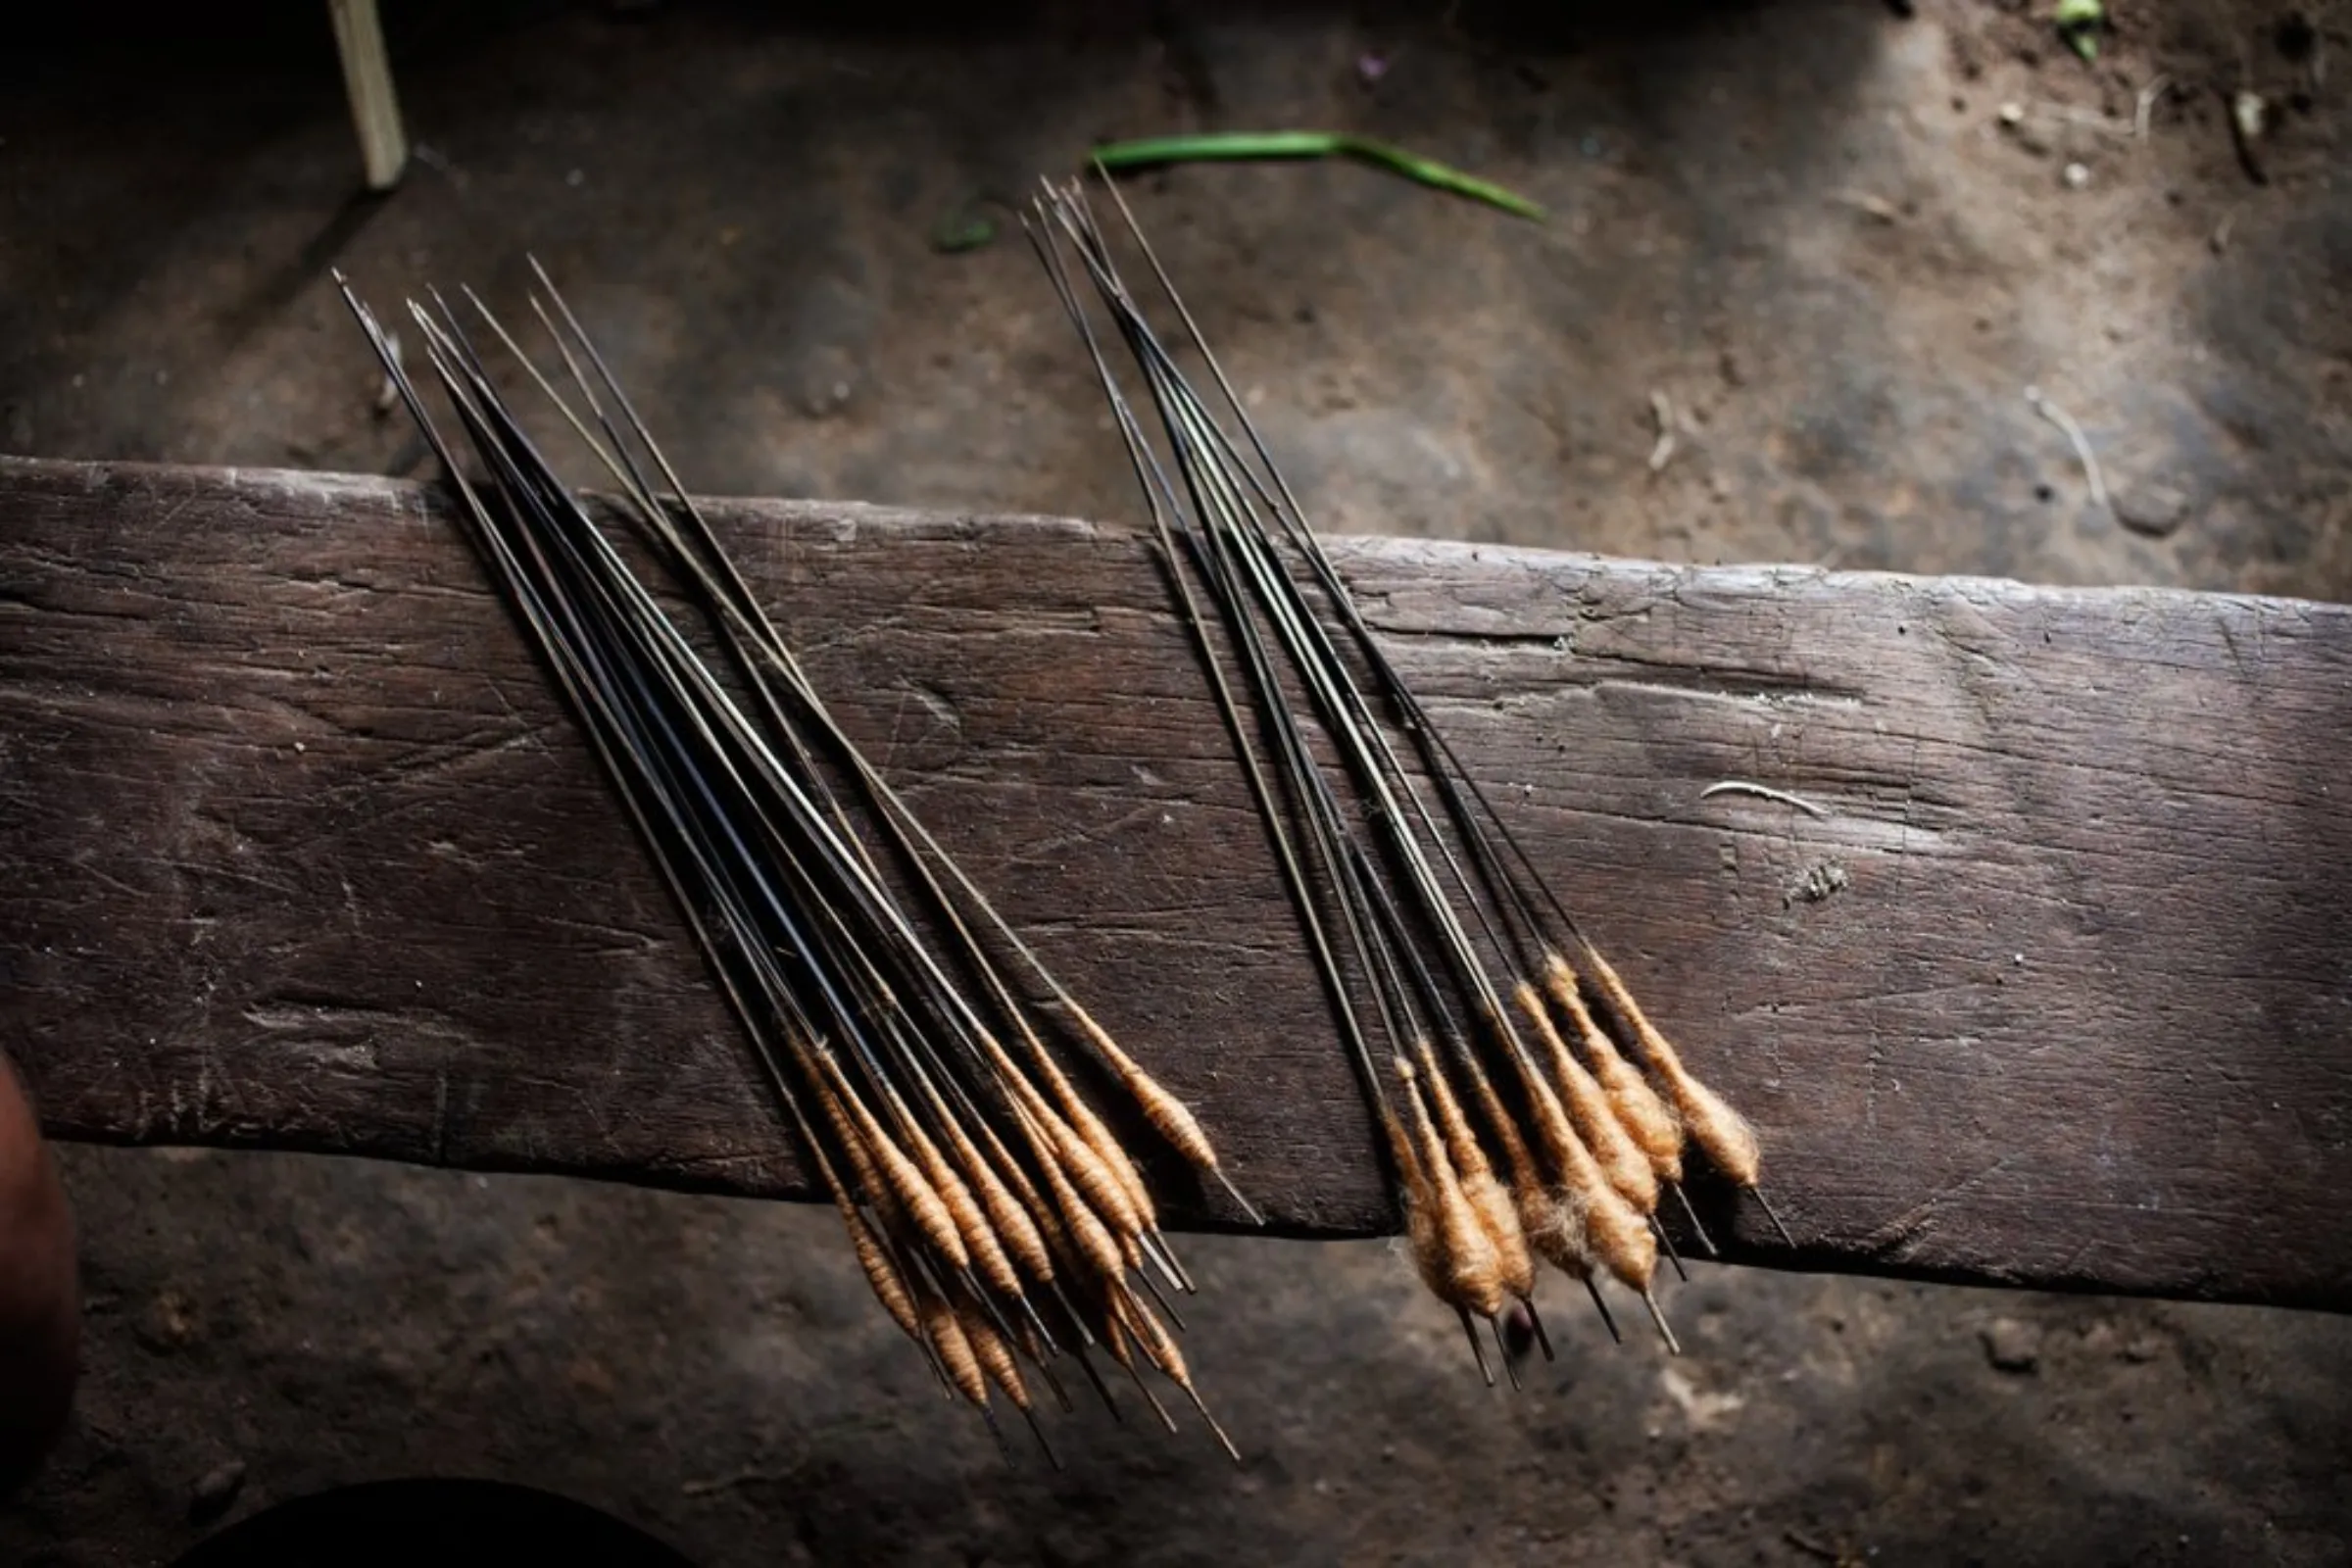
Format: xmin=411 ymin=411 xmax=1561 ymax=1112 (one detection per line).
xmin=5 ymin=1 xmax=2351 ymax=1564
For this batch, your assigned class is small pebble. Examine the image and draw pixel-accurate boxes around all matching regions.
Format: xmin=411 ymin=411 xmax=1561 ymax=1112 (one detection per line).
xmin=1982 ymin=1317 xmax=2041 ymax=1374
xmin=2115 ymin=482 xmax=2190 ymax=538
xmin=1998 ymin=102 xmax=2026 ymax=126
xmin=2063 ymin=162 xmax=2091 ymax=189
xmin=189 ymin=1459 xmax=247 ymax=1524
xmin=136 ymin=1289 xmax=201 ymax=1352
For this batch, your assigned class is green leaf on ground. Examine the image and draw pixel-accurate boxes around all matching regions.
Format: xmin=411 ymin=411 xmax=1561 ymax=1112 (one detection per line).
xmin=2055 ymin=0 xmax=2104 ymax=62
xmin=1090 ymin=131 xmax=1545 ymax=222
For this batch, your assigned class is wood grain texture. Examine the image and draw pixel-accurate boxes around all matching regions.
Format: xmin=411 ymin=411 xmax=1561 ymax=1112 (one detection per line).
xmin=4 ymin=456 xmax=2348 ymax=1309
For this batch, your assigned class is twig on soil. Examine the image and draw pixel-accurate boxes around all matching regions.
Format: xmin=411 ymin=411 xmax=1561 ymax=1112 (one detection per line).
xmin=1783 ymin=1528 xmax=1842 ymax=1563
xmin=2026 ymin=385 xmax=2108 ymax=512
xmin=2035 ymin=102 xmax=2136 ymax=139
xmin=1700 ymin=781 xmax=1830 ymax=820
xmin=1831 ymin=189 xmax=1900 ymax=223
xmin=2230 ymin=91 xmax=2272 ymax=185
xmin=1647 ymin=390 xmax=1678 ymax=473
xmin=682 ymin=1468 xmax=799 ymax=1498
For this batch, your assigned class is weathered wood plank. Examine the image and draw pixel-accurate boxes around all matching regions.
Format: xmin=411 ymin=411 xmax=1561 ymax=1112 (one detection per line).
xmin=4 ymin=456 xmax=2348 ymax=1309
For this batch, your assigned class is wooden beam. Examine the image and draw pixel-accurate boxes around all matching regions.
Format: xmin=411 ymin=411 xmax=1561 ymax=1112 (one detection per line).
xmin=4 ymin=457 xmax=2348 ymax=1310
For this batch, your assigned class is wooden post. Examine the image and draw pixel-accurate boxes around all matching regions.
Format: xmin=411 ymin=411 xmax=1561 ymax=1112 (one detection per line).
xmin=327 ymin=0 xmax=408 ymax=191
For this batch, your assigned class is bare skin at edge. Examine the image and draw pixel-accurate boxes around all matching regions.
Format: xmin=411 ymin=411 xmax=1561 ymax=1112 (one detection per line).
xmin=0 ymin=1053 xmax=77 ymax=1493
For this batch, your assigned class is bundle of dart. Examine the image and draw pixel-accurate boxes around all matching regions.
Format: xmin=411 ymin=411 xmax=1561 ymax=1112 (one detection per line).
xmin=335 ymin=267 xmax=1258 ymax=1462
xmin=1026 ymin=177 xmax=1785 ymax=1380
